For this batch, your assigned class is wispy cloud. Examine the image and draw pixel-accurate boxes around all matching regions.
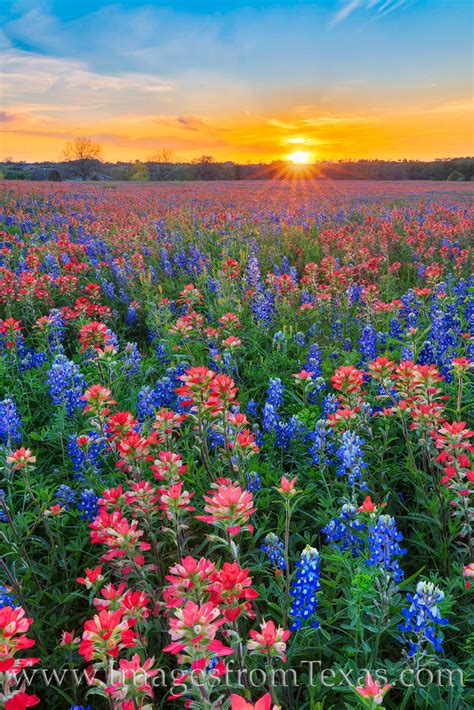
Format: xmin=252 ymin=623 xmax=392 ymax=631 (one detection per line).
xmin=331 ymin=0 xmax=410 ymax=25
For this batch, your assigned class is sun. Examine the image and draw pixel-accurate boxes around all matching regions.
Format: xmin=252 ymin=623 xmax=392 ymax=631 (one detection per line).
xmin=287 ymin=150 xmax=311 ymax=164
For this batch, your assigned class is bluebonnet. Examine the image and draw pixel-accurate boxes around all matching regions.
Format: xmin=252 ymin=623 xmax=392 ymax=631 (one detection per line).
xmin=101 ymin=280 xmax=116 ymax=299
xmin=246 ymin=399 xmax=259 ymax=418
xmin=400 ymin=289 xmax=420 ymax=329
xmin=348 ymin=283 xmax=364 ymax=305
xmin=148 ymin=331 xmax=169 ymax=364
xmin=0 ymin=584 xmax=16 ymax=609
xmin=321 ymin=393 xmax=339 ymax=416
xmin=389 ymin=317 xmax=403 ymax=340
xmin=331 ymin=319 xmax=342 ymax=341
xmin=251 ymin=289 xmax=275 ymax=326
xmin=322 ymin=503 xmax=366 ymax=556
xmin=266 ymin=378 xmax=285 ymax=409
xmin=42 ymin=252 xmax=60 ymax=279
xmin=246 ymin=471 xmax=262 ymax=492
xmin=272 ymin=330 xmax=286 ymax=350
xmin=358 ymin=323 xmax=378 ymax=362
xmin=67 ymin=433 xmax=105 ymax=485
xmin=366 ymin=514 xmax=406 ymax=583
xmin=45 ymin=309 xmax=65 ymax=352
xmin=0 ymin=489 xmax=7 ymax=522
xmin=159 ymin=247 xmax=173 ymax=276
xmin=294 ymin=331 xmax=306 ymax=347
xmin=77 ymin=489 xmax=99 ymax=520
xmin=300 ymin=290 xmax=314 ymax=307
xmin=55 ymin=485 xmax=77 ymax=510
xmin=136 ymin=369 xmax=182 ymax=420
xmin=137 ymin=386 xmax=158 ymax=421
xmin=122 ymin=342 xmax=141 ymax=378
xmin=45 ymin=354 xmax=85 ymax=416
xmin=17 ymin=347 xmax=47 ymax=371
xmin=261 ymin=533 xmax=286 ymax=570
xmin=308 ymin=419 xmax=334 ymax=466
xmin=207 ymin=429 xmax=225 ymax=449
xmin=307 ymin=322 xmax=318 ymax=338
xmin=289 ymin=545 xmax=321 ymax=630
xmin=262 ymin=403 xmax=278 ymax=433
xmin=105 ymin=328 xmax=119 ymax=350
xmin=245 ymin=255 xmax=262 ymax=291
xmin=398 ymin=580 xmax=448 ymax=659
xmin=262 ymin=378 xmax=285 ymax=434
xmin=377 ymin=331 xmax=387 ymax=350
xmin=126 ymin=302 xmax=138 ymax=326
xmin=273 ymin=416 xmax=305 ymax=448
xmin=303 ymin=343 xmax=323 ymax=379
xmin=335 ymin=430 xmax=368 ymax=491
xmin=0 ymin=398 xmax=22 ymax=444
xmin=426 ymin=300 xmax=461 ymax=379
xmin=417 ymin=339 xmax=436 ymax=366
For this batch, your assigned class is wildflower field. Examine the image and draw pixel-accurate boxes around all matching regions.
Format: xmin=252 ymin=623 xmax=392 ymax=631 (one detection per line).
xmin=0 ymin=179 xmax=472 ymax=710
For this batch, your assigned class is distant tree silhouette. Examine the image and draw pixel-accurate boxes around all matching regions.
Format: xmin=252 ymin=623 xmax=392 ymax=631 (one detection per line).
xmin=191 ymin=155 xmax=217 ymax=179
xmin=63 ymin=137 xmax=103 ymax=180
xmin=147 ymin=149 xmax=175 ymax=180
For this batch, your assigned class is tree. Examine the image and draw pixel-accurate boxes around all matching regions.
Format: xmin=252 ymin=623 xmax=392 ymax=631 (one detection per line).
xmin=131 ymin=161 xmax=149 ymax=181
xmin=63 ymin=137 xmax=103 ymax=180
xmin=191 ymin=155 xmax=219 ymax=180
xmin=146 ymin=149 xmax=175 ymax=180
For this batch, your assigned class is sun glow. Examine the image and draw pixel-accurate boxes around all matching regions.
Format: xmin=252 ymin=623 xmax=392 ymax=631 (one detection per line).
xmin=287 ymin=150 xmax=311 ymax=164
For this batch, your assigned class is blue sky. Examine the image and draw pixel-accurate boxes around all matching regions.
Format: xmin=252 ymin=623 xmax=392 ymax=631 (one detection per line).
xmin=1 ymin=1 xmax=472 ymax=161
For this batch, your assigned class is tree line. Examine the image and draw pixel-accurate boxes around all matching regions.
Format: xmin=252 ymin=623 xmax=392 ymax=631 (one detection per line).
xmin=2 ymin=137 xmax=473 ymax=182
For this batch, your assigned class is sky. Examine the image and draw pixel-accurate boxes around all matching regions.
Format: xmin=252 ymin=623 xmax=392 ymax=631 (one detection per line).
xmin=1 ymin=0 xmax=473 ymax=163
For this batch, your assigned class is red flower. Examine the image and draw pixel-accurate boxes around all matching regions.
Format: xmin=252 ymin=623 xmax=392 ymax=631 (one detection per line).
xmin=331 ymin=365 xmax=364 ymax=394
xmin=207 ymin=562 xmax=259 ymax=620
xmin=163 ymin=556 xmax=215 ymax=609
xmin=356 ymin=671 xmax=391 ymax=703
xmin=247 ymin=619 xmax=290 ymax=661
xmin=77 ymin=565 xmax=104 ymax=589
xmin=196 ymin=480 xmax=255 ymax=535
xmin=79 ymin=609 xmax=136 ymax=662
xmin=78 ymin=320 xmax=112 ymax=353
xmin=81 ymin=384 xmax=116 ymax=414
xmin=5 ymin=692 xmax=40 ymax=709
xmin=6 ymin=448 xmax=36 ymax=471
xmin=0 ymin=317 xmax=22 ymax=348
xmin=230 ymin=692 xmax=273 ymax=710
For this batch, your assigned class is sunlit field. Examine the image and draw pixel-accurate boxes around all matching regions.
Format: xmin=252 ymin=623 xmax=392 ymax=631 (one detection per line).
xmin=0 ymin=179 xmax=472 ymax=710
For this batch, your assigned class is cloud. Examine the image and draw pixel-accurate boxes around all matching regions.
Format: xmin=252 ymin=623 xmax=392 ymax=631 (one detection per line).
xmin=1 ymin=49 xmax=174 ymax=117
xmin=331 ymin=0 xmax=410 ymax=25
xmin=0 ymin=110 xmax=16 ymax=122
xmin=176 ymin=115 xmax=210 ymax=132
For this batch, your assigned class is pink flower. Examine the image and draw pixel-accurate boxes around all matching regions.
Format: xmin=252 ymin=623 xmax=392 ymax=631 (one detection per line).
xmin=292 ymin=369 xmax=314 ymax=380
xmin=463 ymin=562 xmax=474 ymax=590
xmin=5 ymin=692 xmax=40 ymax=709
xmin=6 ymin=448 xmax=36 ymax=471
xmin=275 ymin=475 xmax=299 ymax=498
xmin=78 ymin=609 xmax=136 ymax=662
xmin=163 ymin=556 xmax=216 ymax=608
xmin=164 ymin=601 xmax=231 ymax=657
xmin=195 ymin=480 xmax=255 ymax=534
xmin=230 ymin=692 xmax=273 ymax=710
xmin=77 ymin=565 xmax=104 ymax=589
xmin=356 ymin=672 xmax=391 ymax=704
xmin=247 ymin=619 xmax=290 ymax=661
